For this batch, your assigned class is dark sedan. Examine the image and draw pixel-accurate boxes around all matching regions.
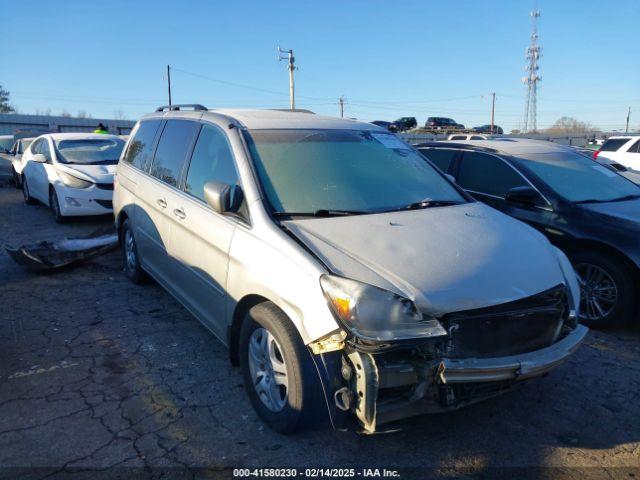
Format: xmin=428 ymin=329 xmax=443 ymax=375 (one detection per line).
xmin=370 ymin=120 xmax=398 ymax=132
xmin=473 ymin=124 xmax=504 ymax=134
xmin=416 ymin=138 xmax=640 ymax=328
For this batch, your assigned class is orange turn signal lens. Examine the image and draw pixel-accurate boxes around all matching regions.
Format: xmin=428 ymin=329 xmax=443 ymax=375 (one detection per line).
xmin=331 ymin=296 xmax=352 ymax=320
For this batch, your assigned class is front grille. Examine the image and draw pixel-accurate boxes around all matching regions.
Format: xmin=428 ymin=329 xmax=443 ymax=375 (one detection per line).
xmin=440 ymin=285 xmax=568 ymax=358
xmin=94 ymin=199 xmax=113 ymax=209
xmin=95 ymin=183 xmax=114 ymax=190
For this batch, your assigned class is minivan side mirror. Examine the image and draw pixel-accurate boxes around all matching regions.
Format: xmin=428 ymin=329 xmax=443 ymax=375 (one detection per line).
xmin=31 ymin=153 xmax=47 ymax=163
xmin=505 ymin=186 xmax=541 ymax=206
xmin=203 ymin=181 xmax=242 ymax=214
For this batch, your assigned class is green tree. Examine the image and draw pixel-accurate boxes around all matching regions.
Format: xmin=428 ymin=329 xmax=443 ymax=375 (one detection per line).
xmin=0 ymin=85 xmax=15 ymax=113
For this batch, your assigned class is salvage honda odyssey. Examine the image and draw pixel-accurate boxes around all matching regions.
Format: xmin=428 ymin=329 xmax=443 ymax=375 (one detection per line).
xmin=113 ymin=105 xmax=587 ymax=433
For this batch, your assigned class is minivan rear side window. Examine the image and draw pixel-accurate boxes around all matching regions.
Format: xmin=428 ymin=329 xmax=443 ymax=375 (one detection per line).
xmin=184 ymin=124 xmax=240 ymax=203
xmin=419 ymin=148 xmax=457 ymax=172
xmin=600 ymin=138 xmax=630 ymax=152
xmin=122 ymin=119 xmax=162 ymax=170
xmin=149 ymin=120 xmax=200 ymax=188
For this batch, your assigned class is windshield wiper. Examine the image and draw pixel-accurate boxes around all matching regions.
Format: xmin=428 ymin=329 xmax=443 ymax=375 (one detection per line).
xmin=400 ymin=198 xmax=464 ymax=210
xmin=575 ymin=194 xmax=640 ymax=204
xmin=272 ymin=209 xmax=368 ymax=218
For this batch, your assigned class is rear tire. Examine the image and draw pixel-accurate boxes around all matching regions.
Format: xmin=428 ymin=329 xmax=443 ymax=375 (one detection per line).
xmin=49 ymin=187 xmax=65 ymax=224
xmin=239 ymin=302 xmax=324 ymax=434
xmin=570 ymin=250 xmax=636 ymax=328
xmin=22 ymin=177 xmax=36 ymax=205
xmin=121 ymin=218 xmax=147 ymax=284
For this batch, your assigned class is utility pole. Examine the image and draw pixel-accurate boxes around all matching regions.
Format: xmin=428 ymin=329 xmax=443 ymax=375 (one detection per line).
xmin=490 ymin=92 xmax=496 ymax=134
xmin=626 ymin=107 xmax=631 ymax=133
xmin=522 ymin=10 xmax=542 ymax=133
xmin=339 ymin=96 xmax=345 ymax=118
xmin=278 ymin=47 xmax=296 ymax=110
xmin=167 ymin=65 xmax=172 ymax=107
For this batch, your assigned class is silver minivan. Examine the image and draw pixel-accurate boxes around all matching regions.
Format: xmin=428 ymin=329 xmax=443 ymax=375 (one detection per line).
xmin=114 ymin=105 xmax=587 ymax=433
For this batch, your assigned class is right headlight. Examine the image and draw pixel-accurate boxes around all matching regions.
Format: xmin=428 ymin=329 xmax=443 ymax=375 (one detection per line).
xmin=553 ymin=247 xmax=580 ymax=314
xmin=58 ymin=170 xmax=93 ymax=189
xmin=319 ymin=274 xmax=447 ymax=342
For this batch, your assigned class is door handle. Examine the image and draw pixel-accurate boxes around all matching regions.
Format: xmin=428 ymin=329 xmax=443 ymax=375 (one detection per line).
xmin=173 ymin=208 xmax=186 ymax=220
xmin=156 ymin=198 xmax=167 ymax=208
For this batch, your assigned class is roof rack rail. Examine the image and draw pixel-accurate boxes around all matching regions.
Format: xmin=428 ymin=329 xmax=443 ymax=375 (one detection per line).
xmin=155 ymin=104 xmax=207 ymax=112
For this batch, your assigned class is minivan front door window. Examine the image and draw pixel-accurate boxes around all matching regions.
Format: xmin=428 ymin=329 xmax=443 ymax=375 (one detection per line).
xmin=185 ymin=124 xmax=240 ymax=204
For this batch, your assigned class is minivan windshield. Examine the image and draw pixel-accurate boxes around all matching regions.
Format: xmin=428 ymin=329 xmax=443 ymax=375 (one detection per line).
xmin=245 ymin=129 xmax=466 ymax=215
xmin=513 ymin=151 xmax=640 ymax=203
xmin=55 ymin=138 xmax=125 ymax=165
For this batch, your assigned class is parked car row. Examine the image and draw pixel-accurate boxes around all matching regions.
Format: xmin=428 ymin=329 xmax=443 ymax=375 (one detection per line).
xmin=9 ymin=106 xmax=638 ymax=435
xmin=370 ymin=117 xmax=504 ymax=135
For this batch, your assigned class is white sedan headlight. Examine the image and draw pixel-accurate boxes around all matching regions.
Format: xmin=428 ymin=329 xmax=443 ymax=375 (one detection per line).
xmin=58 ymin=171 xmax=93 ymax=189
xmin=320 ymin=274 xmax=446 ymax=342
xmin=553 ymin=247 xmax=580 ymax=313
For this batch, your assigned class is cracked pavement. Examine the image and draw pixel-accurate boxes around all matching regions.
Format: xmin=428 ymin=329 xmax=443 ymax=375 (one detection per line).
xmin=0 ymin=170 xmax=639 ymax=480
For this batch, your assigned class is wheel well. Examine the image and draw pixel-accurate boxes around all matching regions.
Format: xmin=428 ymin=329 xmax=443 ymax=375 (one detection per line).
xmin=565 ymin=239 xmax=639 ymax=277
xmin=228 ymin=294 xmax=270 ymax=366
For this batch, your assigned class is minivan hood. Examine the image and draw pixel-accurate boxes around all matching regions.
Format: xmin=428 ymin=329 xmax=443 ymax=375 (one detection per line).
xmin=284 ymin=203 xmax=565 ymax=316
xmin=57 ymin=163 xmax=116 ymax=184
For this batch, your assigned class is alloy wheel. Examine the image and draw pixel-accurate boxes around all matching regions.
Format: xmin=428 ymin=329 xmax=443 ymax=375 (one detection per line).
xmin=124 ymin=228 xmax=137 ymax=273
xmin=574 ymin=262 xmax=618 ymax=323
xmin=247 ymin=327 xmax=289 ymax=412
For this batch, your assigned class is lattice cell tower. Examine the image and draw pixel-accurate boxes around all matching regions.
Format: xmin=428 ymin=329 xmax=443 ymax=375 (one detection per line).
xmin=522 ymin=9 xmax=542 ymax=133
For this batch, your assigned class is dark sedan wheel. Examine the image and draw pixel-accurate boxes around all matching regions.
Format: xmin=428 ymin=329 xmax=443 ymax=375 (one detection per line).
xmin=572 ymin=251 xmax=635 ymax=328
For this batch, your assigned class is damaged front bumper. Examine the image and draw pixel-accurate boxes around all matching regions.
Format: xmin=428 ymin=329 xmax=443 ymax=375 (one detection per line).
xmin=437 ymin=324 xmax=588 ymax=384
xmin=311 ymin=324 xmax=588 ymax=433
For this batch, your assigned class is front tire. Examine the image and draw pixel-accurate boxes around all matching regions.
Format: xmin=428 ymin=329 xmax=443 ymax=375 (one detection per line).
xmin=49 ymin=187 xmax=65 ymax=224
xmin=239 ymin=302 xmax=324 ymax=434
xmin=22 ymin=177 xmax=36 ymax=205
xmin=571 ymin=251 xmax=636 ymax=328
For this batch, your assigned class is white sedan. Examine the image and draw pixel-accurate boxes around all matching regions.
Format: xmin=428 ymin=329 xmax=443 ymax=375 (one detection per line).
xmin=21 ymin=133 xmax=125 ymax=222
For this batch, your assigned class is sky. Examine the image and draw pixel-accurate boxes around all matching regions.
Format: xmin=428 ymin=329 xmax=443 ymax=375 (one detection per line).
xmin=1 ymin=0 xmax=639 ymax=132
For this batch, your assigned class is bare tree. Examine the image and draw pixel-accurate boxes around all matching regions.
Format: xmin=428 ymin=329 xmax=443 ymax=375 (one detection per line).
xmin=77 ymin=110 xmax=93 ymax=119
xmin=0 ymin=85 xmax=15 ymax=113
xmin=544 ymin=116 xmax=599 ymax=134
xmin=112 ymin=109 xmax=128 ymax=120
xmin=60 ymin=110 xmax=72 ymax=118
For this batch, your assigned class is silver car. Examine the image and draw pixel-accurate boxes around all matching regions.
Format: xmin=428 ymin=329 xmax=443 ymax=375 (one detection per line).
xmin=114 ymin=105 xmax=587 ymax=433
